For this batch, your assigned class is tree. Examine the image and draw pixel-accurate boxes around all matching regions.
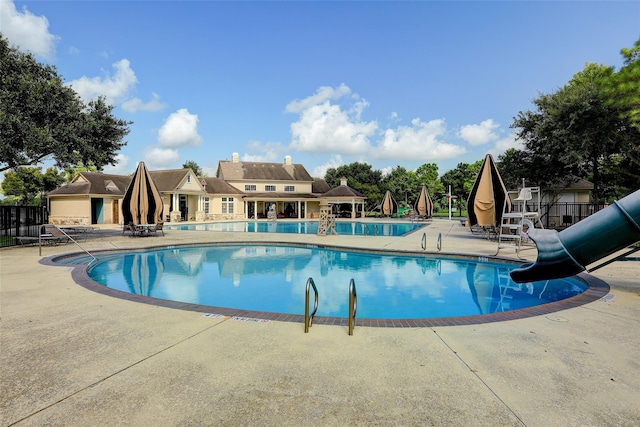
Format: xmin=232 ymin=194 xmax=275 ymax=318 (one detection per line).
xmin=0 ymin=35 xmax=131 ymax=173
xmin=324 ymin=162 xmax=384 ymax=206
xmin=415 ymin=163 xmax=444 ymax=201
xmin=183 ymin=160 xmax=203 ymax=176
xmin=440 ymin=162 xmax=480 ymax=216
xmin=512 ymin=62 xmax=640 ymax=202
xmin=382 ymin=166 xmax=416 ymax=207
xmin=1 ymin=166 xmax=64 ymax=205
xmin=63 ymin=162 xmax=98 ymax=183
xmin=600 ymin=38 xmax=640 ymax=192
xmin=496 ymin=148 xmax=536 ymax=190
xmin=603 ymin=38 xmax=640 ymax=131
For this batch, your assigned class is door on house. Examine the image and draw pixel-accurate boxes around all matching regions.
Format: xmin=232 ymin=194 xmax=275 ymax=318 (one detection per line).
xmin=179 ymin=195 xmax=187 ymax=221
xmin=112 ymin=200 xmax=119 ymax=224
xmin=91 ymin=198 xmax=104 ymax=224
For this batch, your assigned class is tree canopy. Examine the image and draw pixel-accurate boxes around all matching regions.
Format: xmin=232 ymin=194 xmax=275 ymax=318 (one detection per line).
xmin=183 ymin=160 xmax=204 ymax=177
xmin=0 ymin=34 xmax=131 ymax=173
xmin=1 ymin=166 xmax=64 ymax=205
xmin=440 ymin=161 xmax=482 ymax=216
xmin=325 ymin=162 xmax=384 ymax=206
xmin=603 ymin=38 xmax=640 ymax=131
xmin=324 ymin=161 xmax=450 ymax=213
xmin=511 ymin=58 xmax=640 ymax=202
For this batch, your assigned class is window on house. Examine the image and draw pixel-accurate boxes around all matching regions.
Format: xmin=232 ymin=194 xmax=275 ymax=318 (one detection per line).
xmin=187 ymin=175 xmax=191 ymax=183
xmin=204 ymin=197 xmax=210 ymax=214
xmin=222 ymin=197 xmax=234 ymax=214
xmin=284 ymin=185 xmax=295 ymax=192
xmin=265 ymin=185 xmax=276 ymax=192
xmin=245 ymin=184 xmax=256 ymax=191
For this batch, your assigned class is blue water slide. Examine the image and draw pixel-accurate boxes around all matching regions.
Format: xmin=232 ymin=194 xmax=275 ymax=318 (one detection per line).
xmin=510 ymin=188 xmax=640 ymax=283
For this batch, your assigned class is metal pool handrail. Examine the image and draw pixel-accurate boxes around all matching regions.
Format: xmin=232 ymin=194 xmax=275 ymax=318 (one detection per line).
xmin=40 ymin=225 xmax=97 ymax=264
xmin=348 ymin=278 xmax=357 ymax=335
xmin=304 ymin=277 xmax=319 ymax=333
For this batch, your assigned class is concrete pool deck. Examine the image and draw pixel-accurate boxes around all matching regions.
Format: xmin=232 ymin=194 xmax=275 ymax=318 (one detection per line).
xmin=1 ymin=218 xmax=638 ymax=426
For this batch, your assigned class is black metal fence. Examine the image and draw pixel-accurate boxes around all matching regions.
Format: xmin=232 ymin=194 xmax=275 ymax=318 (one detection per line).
xmin=0 ymin=206 xmax=48 ymax=247
xmin=539 ymin=202 xmax=609 ymax=230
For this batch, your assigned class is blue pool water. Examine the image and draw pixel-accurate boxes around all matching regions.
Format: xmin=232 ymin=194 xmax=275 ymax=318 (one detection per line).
xmin=165 ymin=220 xmax=424 ymax=236
xmin=84 ymin=244 xmax=587 ymax=320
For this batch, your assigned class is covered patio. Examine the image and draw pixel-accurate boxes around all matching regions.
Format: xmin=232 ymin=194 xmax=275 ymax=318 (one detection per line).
xmin=243 ymin=194 xmax=321 ymax=219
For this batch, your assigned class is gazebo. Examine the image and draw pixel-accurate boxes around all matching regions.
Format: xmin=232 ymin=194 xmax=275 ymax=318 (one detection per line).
xmin=320 ymin=178 xmax=367 ymax=218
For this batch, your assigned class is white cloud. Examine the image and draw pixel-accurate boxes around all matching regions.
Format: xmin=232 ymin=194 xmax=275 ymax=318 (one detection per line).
xmin=285 ymin=85 xmax=472 ymax=163
xmin=379 ymin=166 xmax=393 ymax=177
xmin=157 ymin=109 xmax=202 ymax=148
xmin=0 ymin=0 xmax=57 ymax=59
xmin=241 ymin=140 xmax=285 ymax=163
xmin=489 ymin=132 xmax=524 ymax=156
xmin=102 ymin=154 xmax=130 ymax=175
xmin=458 ymin=119 xmax=500 ymax=146
xmin=311 ymin=155 xmax=344 ymax=179
xmin=287 ymin=85 xmax=377 ymax=154
xmin=144 ymin=147 xmax=180 ymax=169
xmin=374 ymin=118 xmax=466 ymax=161
xmin=285 ymin=83 xmax=352 ymax=114
xmin=122 ymin=93 xmax=167 ymax=113
xmin=68 ymin=59 xmax=138 ymax=105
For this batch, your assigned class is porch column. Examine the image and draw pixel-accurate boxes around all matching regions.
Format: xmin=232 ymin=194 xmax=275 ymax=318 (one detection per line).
xmin=195 ymin=195 xmax=206 ymax=221
xmin=170 ymin=193 xmax=181 ymax=222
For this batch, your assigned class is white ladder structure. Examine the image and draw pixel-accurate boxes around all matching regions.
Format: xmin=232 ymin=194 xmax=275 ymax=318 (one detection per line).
xmin=496 ymin=198 xmax=524 ymax=258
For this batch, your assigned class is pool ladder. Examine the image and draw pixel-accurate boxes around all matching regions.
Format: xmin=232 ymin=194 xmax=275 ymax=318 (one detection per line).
xmin=348 ymin=278 xmax=357 ymax=335
xmin=304 ymin=278 xmax=318 ymax=333
xmin=304 ymin=277 xmax=357 ymax=335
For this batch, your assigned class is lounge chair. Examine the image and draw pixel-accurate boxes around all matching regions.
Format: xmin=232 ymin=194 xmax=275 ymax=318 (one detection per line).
xmin=151 ymin=222 xmax=164 ymax=236
xmin=122 ymin=223 xmax=135 ymax=236
xmin=42 ymin=224 xmax=82 ymax=243
xmin=16 ymin=225 xmax=78 ymax=246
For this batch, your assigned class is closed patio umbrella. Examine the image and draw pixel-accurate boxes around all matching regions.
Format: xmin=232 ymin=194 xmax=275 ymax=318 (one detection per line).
xmin=414 ymin=185 xmax=433 ymax=218
xmin=466 ymin=154 xmax=510 ymax=228
xmin=380 ymin=190 xmax=398 ymax=216
xmin=122 ymin=161 xmax=164 ymax=225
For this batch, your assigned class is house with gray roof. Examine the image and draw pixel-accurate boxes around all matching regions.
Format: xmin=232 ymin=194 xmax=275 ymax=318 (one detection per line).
xmin=217 ymin=153 xmax=360 ymax=219
xmin=46 ymin=154 xmax=365 ymax=225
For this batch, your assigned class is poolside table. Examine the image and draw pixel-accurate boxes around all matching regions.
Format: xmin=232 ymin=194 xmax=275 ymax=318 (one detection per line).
xmin=133 ymin=224 xmax=158 ymax=237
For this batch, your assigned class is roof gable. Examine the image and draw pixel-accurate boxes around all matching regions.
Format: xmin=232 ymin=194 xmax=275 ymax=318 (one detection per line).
xmin=321 ymin=185 xmax=366 ymax=199
xmin=49 ymin=172 xmax=131 ymax=196
xmin=149 ymin=169 xmax=204 ymax=192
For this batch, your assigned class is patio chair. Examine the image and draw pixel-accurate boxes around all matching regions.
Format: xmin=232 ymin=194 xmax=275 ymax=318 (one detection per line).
xmin=122 ymin=222 xmax=135 ymax=236
xmin=151 ymin=222 xmax=164 ymax=236
xmin=41 ymin=224 xmax=81 ymax=243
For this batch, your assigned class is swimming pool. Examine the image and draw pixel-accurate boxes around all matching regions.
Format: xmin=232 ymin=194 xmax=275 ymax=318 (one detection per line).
xmin=165 ymin=220 xmax=425 ymax=236
xmin=68 ymin=243 xmax=605 ymax=325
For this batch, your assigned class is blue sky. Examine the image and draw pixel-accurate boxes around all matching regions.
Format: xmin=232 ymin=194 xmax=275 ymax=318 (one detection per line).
xmin=2 ymin=0 xmax=639 ymax=179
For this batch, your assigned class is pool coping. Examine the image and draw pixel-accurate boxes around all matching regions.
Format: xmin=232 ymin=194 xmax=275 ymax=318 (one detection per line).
xmin=40 ymin=241 xmax=610 ymax=328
